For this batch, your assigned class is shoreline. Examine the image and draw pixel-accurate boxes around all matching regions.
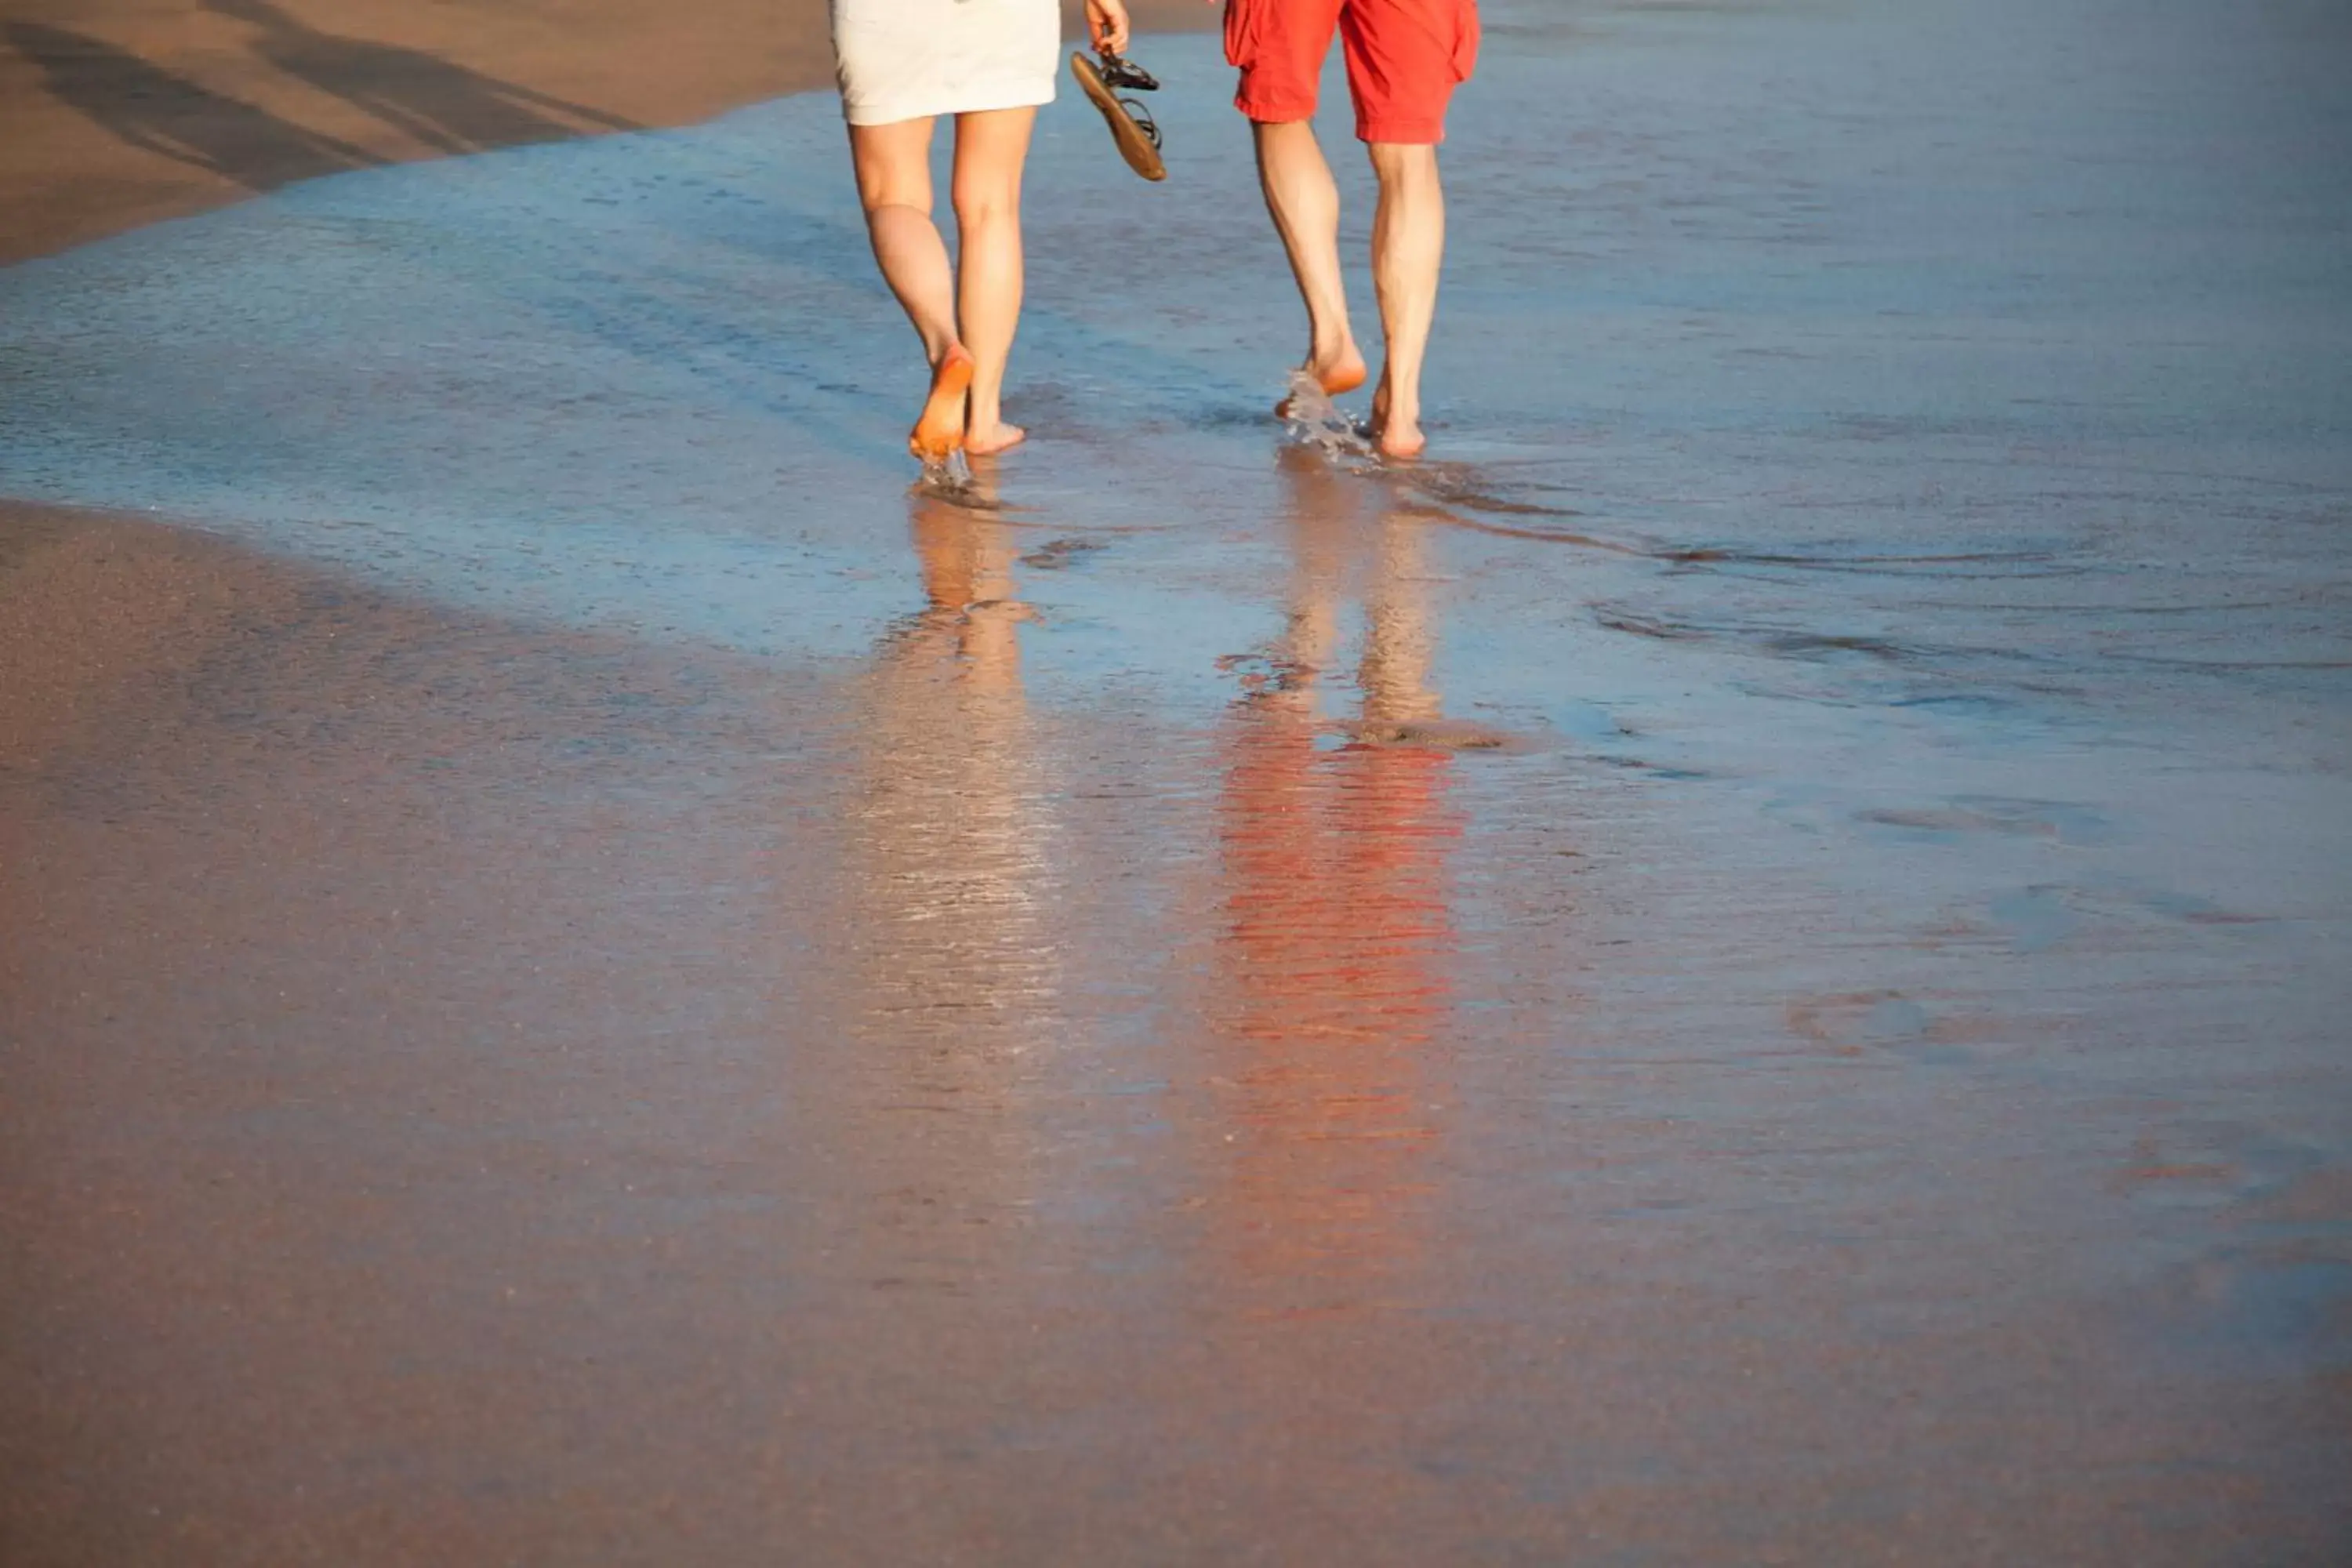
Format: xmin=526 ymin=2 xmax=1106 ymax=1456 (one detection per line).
xmin=0 ymin=0 xmax=1214 ymax=826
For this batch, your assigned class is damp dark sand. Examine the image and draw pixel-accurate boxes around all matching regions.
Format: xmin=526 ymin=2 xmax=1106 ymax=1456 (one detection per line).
xmin=0 ymin=0 xmax=1207 ymax=262
xmin=4 ymin=0 xmax=2352 ymax=1562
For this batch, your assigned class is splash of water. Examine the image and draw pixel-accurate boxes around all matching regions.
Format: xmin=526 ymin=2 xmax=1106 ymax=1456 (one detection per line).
xmin=1279 ymin=369 xmax=1374 ymax=461
xmin=920 ymin=448 xmax=975 ymax=490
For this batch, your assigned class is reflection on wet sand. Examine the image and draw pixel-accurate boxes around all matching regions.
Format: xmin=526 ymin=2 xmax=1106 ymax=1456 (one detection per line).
xmin=830 ymin=476 xmax=1058 ymax=1290
xmin=1209 ymin=448 xmax=1464 ymax=1305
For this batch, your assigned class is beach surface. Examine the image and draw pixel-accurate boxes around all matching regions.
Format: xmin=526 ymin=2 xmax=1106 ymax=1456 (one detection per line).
xmin=0 ymin=0 xmax=1207 ymax=262
xmin=4 ymin=0 xmax=2350 ymax=1562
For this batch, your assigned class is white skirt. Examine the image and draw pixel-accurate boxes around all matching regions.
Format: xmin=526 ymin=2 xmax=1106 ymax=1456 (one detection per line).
xmin=831 ymin=0 xmax=1061 ymax=126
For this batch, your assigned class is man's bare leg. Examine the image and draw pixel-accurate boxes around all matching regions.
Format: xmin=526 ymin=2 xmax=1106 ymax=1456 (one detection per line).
xmin=1252 ymin=120 xmax=1368 ymax=407
xmin=1365 ymin=141 xmax=1446 ymax=459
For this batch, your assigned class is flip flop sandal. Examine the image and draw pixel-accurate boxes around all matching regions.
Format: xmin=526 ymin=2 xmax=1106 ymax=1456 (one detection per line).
xmin=1070 ymin=50 xmax=1166 ymax=183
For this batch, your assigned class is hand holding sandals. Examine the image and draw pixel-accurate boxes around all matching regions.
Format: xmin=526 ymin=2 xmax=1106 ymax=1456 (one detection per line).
xmin=1086 ymin=0 xmax=1131 ymax=55
xmin=1070 ymin=2 xmax=1164 ymax=182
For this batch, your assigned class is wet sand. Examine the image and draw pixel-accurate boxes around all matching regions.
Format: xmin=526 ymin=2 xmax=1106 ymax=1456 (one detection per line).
xmin=5 ymin=0 xmax=2352 ymax=1562
xmin=7 ymin=499 xmax=2344 ymax=1565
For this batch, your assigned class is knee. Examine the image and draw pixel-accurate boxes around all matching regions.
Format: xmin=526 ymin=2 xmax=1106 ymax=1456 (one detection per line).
xmin=862 ymin=193 xmax=933 ymax=227
xmin=951 ymin=179 xmax=1019 ymax=230
xmin=857 ymin=171 xmax=931 ymax=217
xmin=1254 ymin=118 xmax=1320 ymax=153
xmin=1367 ymin=142 xmax=1440 ymax=191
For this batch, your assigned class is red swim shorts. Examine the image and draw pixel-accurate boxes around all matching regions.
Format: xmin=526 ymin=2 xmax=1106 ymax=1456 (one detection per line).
xmin=1225 ymin=0 xmax=1480 ymax=146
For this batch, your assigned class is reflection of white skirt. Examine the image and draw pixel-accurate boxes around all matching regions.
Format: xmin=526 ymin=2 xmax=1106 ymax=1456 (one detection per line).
xmin=831 ymin=0 xmax=1061 ymax=126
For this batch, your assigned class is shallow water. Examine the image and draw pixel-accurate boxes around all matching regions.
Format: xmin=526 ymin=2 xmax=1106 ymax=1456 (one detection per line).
xmin=3 ymin=0 xmax=2350 ymax=1559
xmin=3 ymin=1 xmax=2349 ymax=732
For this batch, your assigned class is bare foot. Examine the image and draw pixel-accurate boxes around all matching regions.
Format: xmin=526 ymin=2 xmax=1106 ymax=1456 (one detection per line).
xmin=1275 ymin=341 xmax=1368 ymax=416
xmin=1367 ymin=379 xmax=1425 ymax=459
xmin=909 ymin=347 xmax=975 ymax=461
xmin=966 ymin=421 xmax=1026 ymax=456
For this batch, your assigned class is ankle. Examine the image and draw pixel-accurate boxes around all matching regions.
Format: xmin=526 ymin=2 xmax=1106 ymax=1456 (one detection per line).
xmin=1310 ymin=335 xmax=1357 ymax=367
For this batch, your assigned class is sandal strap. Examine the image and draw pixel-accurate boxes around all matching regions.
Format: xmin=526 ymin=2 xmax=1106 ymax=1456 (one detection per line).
xmin=1098 ymin=53 xmax=1160 ymax=92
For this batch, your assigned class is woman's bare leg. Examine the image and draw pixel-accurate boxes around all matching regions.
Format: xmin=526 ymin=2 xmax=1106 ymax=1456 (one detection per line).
xmin=950 ymin=106 xmax=1036 ymax=456
xmin=849 ymin=115 xmax=973 ymax=458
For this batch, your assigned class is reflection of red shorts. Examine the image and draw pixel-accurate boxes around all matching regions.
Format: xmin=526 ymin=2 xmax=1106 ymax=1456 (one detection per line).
xmin=1225 ymin=0 xmax=1479 ymax=145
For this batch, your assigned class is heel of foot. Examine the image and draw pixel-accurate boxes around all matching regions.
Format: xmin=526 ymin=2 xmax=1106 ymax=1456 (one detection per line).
xmin=911 ymin=350 xmax=976 ymax=460
xmin=932 ymin=349 xmax=975 ymax=402
xmin=967 ymin=423 xmax=1027 ymax=457
xmin=1321 ymin=360 xmax=1368 ymax=397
